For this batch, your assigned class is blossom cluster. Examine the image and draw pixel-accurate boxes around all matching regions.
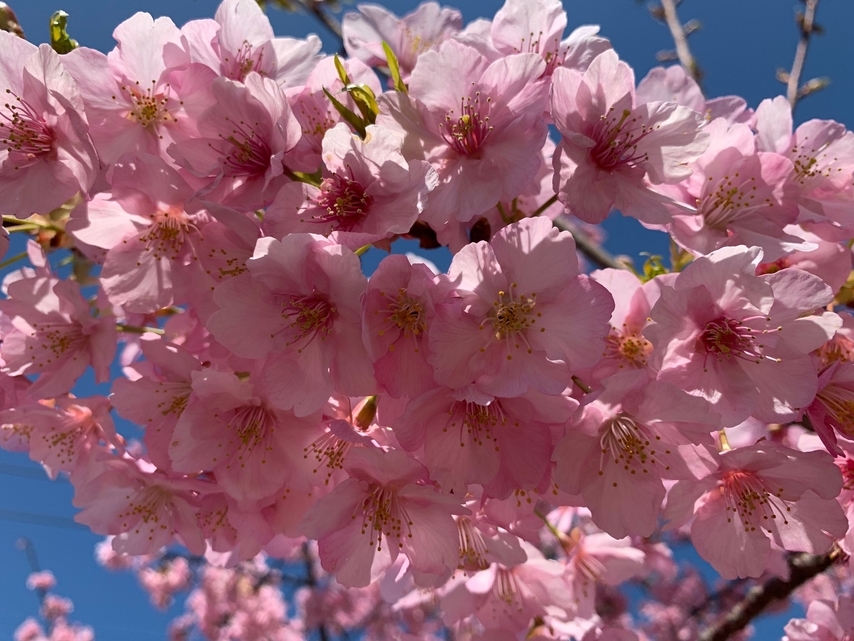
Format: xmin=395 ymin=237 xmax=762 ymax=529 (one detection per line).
xmin=3 ymin=0 xmax=854 ymax=638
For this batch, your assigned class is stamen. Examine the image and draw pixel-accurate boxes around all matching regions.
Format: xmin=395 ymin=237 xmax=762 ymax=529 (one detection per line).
xmin=0 ymin=89 xmax=54 ymax=159
xmin=440 ymin=91 xmax=493 ymax=155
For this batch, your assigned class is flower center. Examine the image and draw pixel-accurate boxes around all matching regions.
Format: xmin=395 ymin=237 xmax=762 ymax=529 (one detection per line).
xmin=836 ymin=459 xmax=854 ymax=490
xmin=816 ymin=385 xmax=854 ymax=437
xmin=224 ymin=41 xmax=266 ymax=82
xmin=604 ymin=327 xmax=652 ymax=368
xmin=486 ymin=284 xmax=538 ymax=341
xmin=599 ymin=413 xmax=667 ymax=479
xmin=697 ymin=315 xmax=779 ymax=366
xmin=721 ymin=470 xmax=789 ymax=531
xmin=589 ymin=109 xmax=651 ymax=172
xmin=440 ymin=92 xmax=493 ymax=156
xmin=220 ymin=117 xmax=271 ymax=177
xmin=120 ymin=80 xmax=176 ymax=129
xmin=388 ymin=290 xmax=425 ymax=336
xmin=281 ymin=294 xmax=336 ymax=350
xmin=138 ymin=209 xmax=194 ymax=261
xmin=457 ymin=516 xmax=490 ymax=571
xmin=790 ymin=139 xmax=836 ymax=185
xmin=311 ymin=173 xmax=372 ymax=230
xmin=0 ymin=89 xmax=54 ymax=158
xmin=357 ymin=485 xmax=413 ymax=552
xmin=448 ymin=400 xmax=507 ymax=449
xmin=28 ymin=321 xmax=87 ymax=364
xmin=698 ymin=174 xmax=771 ymax=230
xmin=493 ymin=567 xmax=521 ymax=606
xmin=304 ymin=430 xmax=351 ymax=485
xmin=819 ymin=335 xmax=854 ymax=365
xmin=226 ymin=404 xmax=276 ymax=467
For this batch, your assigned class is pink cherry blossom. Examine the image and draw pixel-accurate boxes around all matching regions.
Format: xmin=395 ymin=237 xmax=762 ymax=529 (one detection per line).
xmin=168 ymin=72 xmax=301 ymax=209
xmin=168 ymin=367 xmax=319 ymax=502
xmin=429 ymin=217 xmax=614 ymax=398
xmin=67 ymin=153 xmax=209 ymax=313
xmin=660 ymin=118 xmax=804 ymax=261
xmin=361 ymin=254 xmax=453 ymax=398
xmin=0 ymin=272 xmax=116 ymax=398
xmin=784 ymin=595 xmax=854 ymax=641
xmin=551 ymin=50 xmax=709 ymax=224
xmin=62 ymin=12 xmax=217 ymax=165
xmin=394 ymin=387 xmax=575 ymax=498
xmin=665 ymin=441 xmax=848 ymax=579
xmin=490 ymin=0 xmax=611 ymax=75
xmin=378 ymin=40 xmax=549 ymax=224
xmin=4 ymin=395 xmax=122 ymax=478
xmin=301 ymin=447 xmax=466 ymax=587
xmin=111 ymin=340 xmax=202 ymax=471
xmin=554 ymin=379 xmax=718 ymax=538
xmin=0 ymin=31 xmax=97 ymax=217
xmin=806 ymin=360 xmax=854 ymax=457
xmin=73 ymin=456 xmax=208 ymax=556
xmin=207 ymin=233 xmax=375 ymax=416
xmin=755 ymin=95 xmax=854 ymax=237
xmin=342 ymin=2 xmax=462 ymax=81
xmin=184 ymin=0 xmax=321 ymax=87
xmin=264 ymin=123 xmax=437 ymax=248
xmin=646 ymin=245 xmax=841 ymax=426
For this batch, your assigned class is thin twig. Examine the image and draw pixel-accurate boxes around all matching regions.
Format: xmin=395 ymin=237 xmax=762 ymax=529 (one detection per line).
xmin=659 ymin=0 xmax=702 ymax=87
xmin=296 ymin=0 xmax=343 ymax=42
xmin=786 ymin=0 xmax=820 ymax=110
xmin=697 ymin=545 xmax=844 ymax=641
xmin=301 ymin=543 xmax=331 ymax=641
xmin=553 ymin=217 xmax=623 ymax=270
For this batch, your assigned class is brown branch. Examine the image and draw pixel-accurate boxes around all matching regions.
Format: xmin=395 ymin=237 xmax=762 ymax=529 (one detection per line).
xmin=785 ymin=0 xmax=821 ymax=110
xmin=553 ymin=217 xmax=624 ymax=271
xmin=659 ymin=0 xmax=702 ymax=87
xmin=301 ymin=543 xmax=331 ymax=641
xmin=295 ymin=0 xmax=343 ymax=42
xmin=697 ymin=545 xmax=844 ymax=641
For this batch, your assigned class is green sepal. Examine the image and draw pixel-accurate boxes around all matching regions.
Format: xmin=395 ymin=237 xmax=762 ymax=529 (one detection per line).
xmin=382 ymin=42 xmax=407 ymax=93
xmin=49 ymin=10 xmax=78 ymax=53
xmin=323 ymin=87 xmax=368 ymax=138
xmin=344 ymin=83 xmax=379 ymax=123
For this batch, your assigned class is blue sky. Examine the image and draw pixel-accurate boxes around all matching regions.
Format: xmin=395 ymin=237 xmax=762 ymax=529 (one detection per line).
xmin=1 ymin=0 xmax=852 ymax=638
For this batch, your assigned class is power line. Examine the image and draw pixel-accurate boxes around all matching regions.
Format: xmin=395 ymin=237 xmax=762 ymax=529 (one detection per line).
xmin=0 ymin=509 xmax=87 ymax=531
xmin=0 ymin=462 xmax=58 ymax=481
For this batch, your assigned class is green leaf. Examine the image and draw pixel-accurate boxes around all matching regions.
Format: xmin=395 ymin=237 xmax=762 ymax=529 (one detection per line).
xmin=322 ymin=87 xmax=367 ymax=138
xmin=382 ymin=42 xmax=407 ymax=93
xmin=49 ymin=10 xmax=78 ymax=53
xmin=333 ymin=55 xmax=352 ymax=85
xmin=344 ymin=83 xmax=379 ymax=123
xmin=639 ymin=254 xmax=669 ymax=282
xmin=669 ymin=240 xmax=694 ymax=272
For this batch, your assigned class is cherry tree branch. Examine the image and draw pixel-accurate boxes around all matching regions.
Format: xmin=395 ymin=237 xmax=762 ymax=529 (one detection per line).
xmin=553 ymin=217 xmax=623 ymax=270
xmin=697 ymin=545 xmax=845 ymax=641
xmin=658 ymin=0 xmax=702 ymax=86
xmin=783 ymin=0 xmax=823 ymax=110
xmin=294 ymin=0 xmax=343 ymax=42
xmin=301 ymin=543 xmax=331 ymax=641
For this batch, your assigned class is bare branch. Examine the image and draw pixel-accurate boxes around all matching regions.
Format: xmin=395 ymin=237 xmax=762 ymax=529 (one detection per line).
xmin=552 ymin=217 xmax=624 ymax=271
xmin=785 ymin=0 xmax=822 ymax=110
xmin=658 ymin=0 xmax=702 ymax=87
xmin=294 ymin=0 xmax=343 ymax=43
xmin=697 ymin=545 xmax=845 ymax=641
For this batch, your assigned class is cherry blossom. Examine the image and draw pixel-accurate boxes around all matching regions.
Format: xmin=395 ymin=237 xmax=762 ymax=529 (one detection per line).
xmin=0 ymin=31 xmax=97 ymax=217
